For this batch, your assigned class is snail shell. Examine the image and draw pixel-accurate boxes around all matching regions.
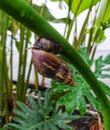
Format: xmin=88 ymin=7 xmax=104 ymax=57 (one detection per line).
xmin=32 ymin=49 xmax=75 ymax=86
xmin=32 ymin=37 xmax=63 ymax=54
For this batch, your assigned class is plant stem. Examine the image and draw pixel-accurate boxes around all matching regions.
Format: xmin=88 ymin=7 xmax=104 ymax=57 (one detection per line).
xmin=39 ymin=0 xmax=48 ymax=90
xmin=74 ymin=9 xmax=90 ymax=50
xmin=0 ymin=11 xmax=4 ymax=111
xmin=21 ymin=29 xmax=31 ymax=100
xmin=34 ymin=68 xmax=39 ymax=91
xmin=63 ymin=0 xmax=71 ymax=38
xmin=0 ymin=12 xmax=8 ymax=111
xmin=74 ymin=0 xmax=95 ymax=50
xmin=16 ymin=25 xmax=25 ymax=101
xmin=25 ymin=59 xmax=32 ymax=90
xmin=72 ymin=18 xmax=77 ymax=46
xmin=9 ymin=31 xmax=13 ymax=98
xmin=66 ymin=0 xmax=82 ymax=40
xmin=0 ymin=0 xmax=110 ymax=129
xmin=87 ymin=3 xmax=100 ymax=55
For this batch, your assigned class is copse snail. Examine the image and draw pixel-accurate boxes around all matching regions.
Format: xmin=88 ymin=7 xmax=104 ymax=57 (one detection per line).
xmin=31 ymin=37 xmax=75 ymax=87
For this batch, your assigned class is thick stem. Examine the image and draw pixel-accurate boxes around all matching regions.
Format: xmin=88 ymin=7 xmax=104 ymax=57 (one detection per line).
xmin=0 ymin=0 xmax=110 ymax=129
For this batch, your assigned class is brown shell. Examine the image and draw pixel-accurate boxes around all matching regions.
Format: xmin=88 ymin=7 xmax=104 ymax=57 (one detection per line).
xmin=32 ymin=37 xmax=63 ymax=54
xmin=32 ymin=49 xmax=75 ymax=86
xmin=54 ymin=61 xmax=75 ymax=86
xmin=32 ymin=49 xmax=62 ymax=77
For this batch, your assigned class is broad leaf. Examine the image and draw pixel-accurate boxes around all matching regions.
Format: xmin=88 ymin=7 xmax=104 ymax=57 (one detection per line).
xmin=96 ymin=0 xmax=110 ymax=27
xmin=65 ymin=0 xmax=99 ymax=16
xmin=102 ymin=1 xmax=110 ymax=22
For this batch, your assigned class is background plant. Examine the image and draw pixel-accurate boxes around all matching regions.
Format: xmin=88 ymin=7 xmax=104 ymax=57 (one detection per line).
xmin=5 ymin=90 xmax=78 ymax=130
xmin=0 ymin=2 xmax=35 ymax=128
xmin=51 ymin=47 xmax=110 ymax=115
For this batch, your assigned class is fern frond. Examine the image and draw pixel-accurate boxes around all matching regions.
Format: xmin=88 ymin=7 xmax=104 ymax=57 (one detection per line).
xmin=6 ymin=90 xmax=77 ymax=130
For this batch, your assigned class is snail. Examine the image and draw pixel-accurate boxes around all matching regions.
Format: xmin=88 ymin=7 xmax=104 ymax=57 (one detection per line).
xmin=32 ymin=49 xmax=75 ymax=86
xmin=31 ymin=37 xmax=75 ymax=86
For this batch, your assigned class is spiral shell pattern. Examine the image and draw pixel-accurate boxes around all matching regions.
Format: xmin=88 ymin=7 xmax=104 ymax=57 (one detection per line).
xmin=32 ymin=49 xmax=75 ymax=86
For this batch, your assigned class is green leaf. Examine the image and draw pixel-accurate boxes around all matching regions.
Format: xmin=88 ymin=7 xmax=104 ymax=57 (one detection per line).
xmin=102 ymin=20 xmax=110 ymax=29
xmin=80 ymin=47 xmax=93 ymax=66
xmin=32 ymin=4 xmax=70 ymax=23
xmin=32 ymin=4 xmax=56 ymax=21
xmin=50 ymin=0 xmax=99 ymax=16
xmin=6 ymin=90 xmax=75 ymax=130
xmin=77 ymin=94 xmax=86 ymax=114
xmin=65 ymin=0 xmax=99 ymax=16
xmin=52 ymin=65 xmax=101 ymax=114
xmin=103 ymin=1 xmax=110 ymax=22
xmin=52 ymin=79 xmax=87 ymax=114
xmin=0 ymin=128 xmax=8 ymax=130
xmin=99 ymin=81 xmax=110 ymax=97
xmin=96 ymin=0 xmax=110 ymax=27
xmin=57 ymin=89 xmax=78 ymax=114
xmin=94 ymin=54 xmax=110 ymax=78
xmin=83 ymin=87 xmax=101 ymax=111
xmin=104 ymin=54 xmax=110 ymax=63
xmin=87 ymin=26 xmax=106 ymax=43
xmin=94 ymin=28 xmax=106 ymax=43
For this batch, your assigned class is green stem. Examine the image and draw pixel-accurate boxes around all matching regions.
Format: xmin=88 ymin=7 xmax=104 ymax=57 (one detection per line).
xmin=87 ymin=3 xmax=100 ymax=55
xmin=63 ymin=0 xmax=71 ymax=38
xmin=91 ymin=44 xmax=97 ymax=60
xmin=21 ymin=29 xmax=30 ymax=100
xmin=41 ymin=76 xmax=45 ymax=88
xmin=74 ymin=0 xmax=94 ymax=50
xmin=0 ymin=12 xmax=8 ymax=111
xmin=0 ymin=0 xmax=110 ymax=129
xmin=25 ymin=59 xmax=32 ymax=90
xmin=40 ymin=0 xmax=47 ymax=16
xmin=34 ymin=68 xmax=39 ymax=91
xmin=16 ymin=25 xmax=25 ymax=101
xmin=66 ymin=0 xmax=82 ymax=40
xmin=9 ymin=31 xmax=13 ymax=97
xmin=0 ymin=13 xmax=10 ymax=122
xmin=0 ymin=11 xmax=4 ymax=111
xmin=72 ymin=18 xmax=77 ymax=46
xmin=39 ymin=0 xmax=48 ymax=90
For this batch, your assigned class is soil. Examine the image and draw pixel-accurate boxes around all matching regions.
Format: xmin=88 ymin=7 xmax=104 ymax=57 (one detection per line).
xmin=70 ymin=114 xmax=97 ymax=130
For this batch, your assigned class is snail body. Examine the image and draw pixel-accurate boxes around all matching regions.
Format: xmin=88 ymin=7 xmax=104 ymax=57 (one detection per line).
xmin=33 ymin=37 xmax=63 ymax=54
